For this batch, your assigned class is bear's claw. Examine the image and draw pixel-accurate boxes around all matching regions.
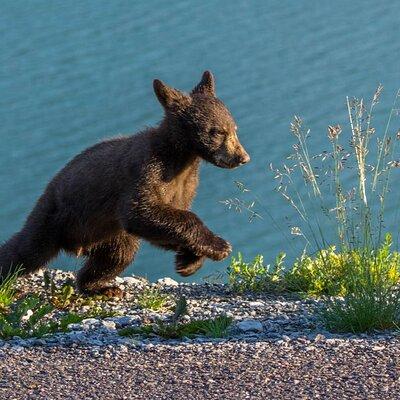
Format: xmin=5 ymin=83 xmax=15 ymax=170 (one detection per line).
xmin=175 ymin=250 xmax=205 ymax=276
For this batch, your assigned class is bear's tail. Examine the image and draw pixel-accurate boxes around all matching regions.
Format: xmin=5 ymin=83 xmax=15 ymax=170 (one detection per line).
xmin=0 ymin=234 xmax=25 ymax=280
xmin=0 ymin=196 xmax=60 ymax=282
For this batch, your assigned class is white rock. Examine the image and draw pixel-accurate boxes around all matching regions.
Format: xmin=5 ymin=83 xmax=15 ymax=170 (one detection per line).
xmin=236 ymin=319 xmax=264 ymax=333
xmin=115 ymin=277 xmax=124 ymax=284
xmin=21 ymin=309 xmax=33 ymax=322
xmin=157 ymin=277 xmax=179 ymax=286
xmin=248 ymin=301 xmax=265 ymax=308
xmin=118 ymin=345 xmax=128 ymax=353
xmin=123 ymin=277 xmax=145 ymax=286
xmin=110 ymin=316 xmax=139 ymax=327
xmin=101 ymin=320 xmax=116 ymax=330
xmin=81 ymin=318 xmax=99 ymax=326
xmin=67 ymin=323 xmax=82 ymax=331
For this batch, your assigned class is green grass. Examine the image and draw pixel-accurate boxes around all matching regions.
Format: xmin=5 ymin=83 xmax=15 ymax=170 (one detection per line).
xmin=0 ymin=269 xmax=20 ymax=311
xmin=320 ymin=235 xmax=400 ymax=333
xmin=229 ymin=236 xmax=400 ymax=333
xmin=136 ymin=287 xmax=170 ymax=311
xmin=119 ymin=315 xmax=233 ymax=339
xmin=322 ymin=291 xmax=400 ymax=333
xmin=59 ymin=312 xmax=85 ymax=332
xmin=42 ymin=271 xmax=121 ymax=316
xmin=0 ymin=291 xmax=119 ymax=340
xmin=0 ymin=294 xmax=87 ymax=339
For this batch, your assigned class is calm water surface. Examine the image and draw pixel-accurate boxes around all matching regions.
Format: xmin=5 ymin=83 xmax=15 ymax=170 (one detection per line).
xmin=0 ymin=1 xmax=399 ymax=281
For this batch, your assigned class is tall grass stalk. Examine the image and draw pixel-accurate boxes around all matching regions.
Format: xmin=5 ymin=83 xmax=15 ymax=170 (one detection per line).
xmin=271 ymin=86 xmax=400 ymax=255
xmin=227 ymin=87 xmax=400 ymax=333
xmin=281 ymin=87 xmax=400 ymax=332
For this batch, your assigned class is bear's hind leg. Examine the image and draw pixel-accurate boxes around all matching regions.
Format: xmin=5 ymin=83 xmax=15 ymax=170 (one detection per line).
xmin=76 ymin=233 xmax=140 ymax=297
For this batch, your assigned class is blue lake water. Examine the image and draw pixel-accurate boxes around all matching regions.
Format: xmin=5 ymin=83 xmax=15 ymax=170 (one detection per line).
xmin=0 ymin=1 xmax=400 ymax=281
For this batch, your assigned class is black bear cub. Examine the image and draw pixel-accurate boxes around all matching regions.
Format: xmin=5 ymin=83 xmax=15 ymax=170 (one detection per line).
xmin=0 ymin=71 xmax=250 ymax=297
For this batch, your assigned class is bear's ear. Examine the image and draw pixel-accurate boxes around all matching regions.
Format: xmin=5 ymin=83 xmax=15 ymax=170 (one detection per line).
xmin=191 ymin=71 xmax=215 ymax=96
xmin=153 ymin=79 xmax=190 ymax=110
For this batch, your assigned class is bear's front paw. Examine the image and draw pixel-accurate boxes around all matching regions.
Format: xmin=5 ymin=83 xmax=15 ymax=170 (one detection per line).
xmin=203 ymin=236 xmax=232 ymax=261
xmin=175 ymin=250 xmax=205 ymax=277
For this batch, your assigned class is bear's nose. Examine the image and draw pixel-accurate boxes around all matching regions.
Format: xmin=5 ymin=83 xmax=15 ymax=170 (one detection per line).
xmin=239 ymin=153 xmax=250 ymax=165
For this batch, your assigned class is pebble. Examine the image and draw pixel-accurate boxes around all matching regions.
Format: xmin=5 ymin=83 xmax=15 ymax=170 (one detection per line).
xmin=101 ymin=320 xmax=116 ymax=330
xmin=157 ymin=277 xmax=179 ymax=286
xmin=236 ymin=319 xmax=264 ymax=333
xmin=123 ymin=277 xmax=146 ymax=286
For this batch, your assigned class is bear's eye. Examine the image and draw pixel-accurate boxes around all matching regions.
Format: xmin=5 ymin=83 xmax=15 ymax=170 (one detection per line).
xmin=209 ymin=128 xmax=225 ymax=137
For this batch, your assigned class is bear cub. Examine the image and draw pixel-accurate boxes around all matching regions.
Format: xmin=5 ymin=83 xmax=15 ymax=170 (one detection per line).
xmin=0 ymin=71 xmax=250 ymax=297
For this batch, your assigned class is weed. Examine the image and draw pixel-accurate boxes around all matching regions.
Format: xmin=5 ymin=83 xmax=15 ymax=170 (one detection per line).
xmin=286 ymin=234 xmax=400 ymax=296
xmin=43 ymin=271 xmax=116 ymax=315
xmin=198 ymin=315 xmax=233 ymax=338
xmin=0 ymin=269 xmax=20 ymax=311
xmin=119 ymin=296 xmax=232 ymax=339
xmin=136 ymin=287 xmax=170 ymax=311
xmin=43 ymin=271 xmax=79 ymax=309
xmin=0 ymin=294 xmax=56 ymax=339
xmin=227 ymin=252 xmax=286 ymax=293
xmin=83 ymin=304 xmax=120 ymax=319
xmin=59 ymin=312 xmax=85 ymax=332
xmin=118 ymin=325 xmax=154 ymax=337
xmin=321 ymin=234 xmax=400 ymax=332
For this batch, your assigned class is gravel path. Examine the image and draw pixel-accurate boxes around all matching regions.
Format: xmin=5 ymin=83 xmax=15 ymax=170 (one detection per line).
xmin=1 ymin=270 xmax=400 ymax=399
xmin=1 ymin=339 xmax=399 ymax=400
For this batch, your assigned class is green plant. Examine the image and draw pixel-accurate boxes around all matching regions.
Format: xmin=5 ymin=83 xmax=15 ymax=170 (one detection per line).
xmin=0 ymin=294 xmax=57 ymax=339
xmin=136 ymin=287 xmax=170 ymax=311
xmin=155 ymin=315 xmax=233 ymax=339
xmin=119 ymin=296 xmax=232 ymax=339
xmin=0 ymin=269 xmax=20 ymax=311
xmin=322 ymin=291 xmax=400 ymax=333
xmin=285 ymin=236 xmax=400 ymax=296
xmin=59 ymin=312 xmax=85 ymax=332
xmin=43 ymin=271 xmax=115 ymax=314
xmin=227 ymin=252 xmax=286 ymax=293
xmin=43 ymin=271 xmax=77 ymax=309
xmin=118 ymin=325 xmax=154 ymax=337
xmin=198 ymin=315 xmax=233 ymax=338
xmin=83 ymin=304 xmax=120 ymax=318
xmin=0 ymin=292 xmax=118 ymax=340
xmin=320 ymin=234 xmax=400 ymax=332
xmin=284 ymin=247 xmax=347 ymax=295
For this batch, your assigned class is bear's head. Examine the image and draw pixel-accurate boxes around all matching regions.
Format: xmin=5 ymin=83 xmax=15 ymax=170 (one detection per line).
xmin=153 ymin=71 xmax=250 ymax=169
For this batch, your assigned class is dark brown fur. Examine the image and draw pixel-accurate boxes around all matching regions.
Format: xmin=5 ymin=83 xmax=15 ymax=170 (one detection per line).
xmin=0 ymin=71 xmax=250 ymax=296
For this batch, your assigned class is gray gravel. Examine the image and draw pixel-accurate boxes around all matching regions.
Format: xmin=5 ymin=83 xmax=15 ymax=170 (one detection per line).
xmin=1 ymin=339 xmax=399 ymax=399
xmin=3 ymin=269 xmax=340 ymax=348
